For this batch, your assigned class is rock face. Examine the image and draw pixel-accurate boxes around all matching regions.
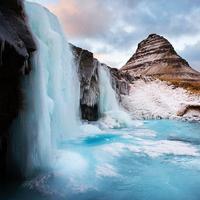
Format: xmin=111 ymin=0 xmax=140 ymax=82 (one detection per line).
xmin=71 ymin=45 xmax=130 ymax=121
xmin=71 ymin=45 xmax=99 ymax=121
xmin=110 ymin=68 xmax=131 ymax=96
xmin=0 ymin=0 xmax=36 ymax=179
xmin=121 ymin=34 xmax=200 ymax=83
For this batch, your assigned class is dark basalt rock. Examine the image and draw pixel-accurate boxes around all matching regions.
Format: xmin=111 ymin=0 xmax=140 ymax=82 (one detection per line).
xmin=71 ymin=44 xmax=100 ymax=121
xmin=0 ymin=0 xmax=36 ymax=179
xmin=121 ymin=34 xmax=200 ymax=81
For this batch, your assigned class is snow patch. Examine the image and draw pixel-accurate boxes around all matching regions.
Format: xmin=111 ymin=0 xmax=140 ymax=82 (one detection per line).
xmin=122 ymin=80 xmax=200 ymax=120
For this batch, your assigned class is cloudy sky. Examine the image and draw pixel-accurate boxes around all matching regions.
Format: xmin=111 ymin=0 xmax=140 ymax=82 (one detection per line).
xmin=28 ymin=0 xmax=200 ymax=71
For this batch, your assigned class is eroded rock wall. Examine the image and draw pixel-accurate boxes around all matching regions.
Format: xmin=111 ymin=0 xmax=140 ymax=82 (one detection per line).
xmin=0 ymin=0 xmax=36 ymax=179
xmin=71 ymin=45 xmax=100 ymax=121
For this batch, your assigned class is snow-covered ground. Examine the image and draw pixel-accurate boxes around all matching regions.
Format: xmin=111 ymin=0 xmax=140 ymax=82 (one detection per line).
xmin=122 ymin=80 xmax=200 ymax=121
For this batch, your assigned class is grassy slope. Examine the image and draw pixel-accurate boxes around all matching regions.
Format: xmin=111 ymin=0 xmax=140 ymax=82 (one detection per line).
xmin=158 ymin=77 xmax=200 ymax=95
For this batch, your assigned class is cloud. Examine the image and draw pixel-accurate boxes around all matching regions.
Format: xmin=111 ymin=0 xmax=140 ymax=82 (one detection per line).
xmin=48 ymin=0 xmax=114 ymax=38
xmin=45 ymin=0 xmax=200 ymax=69
xmin=180 ymin=42 xmax=200 ymax=71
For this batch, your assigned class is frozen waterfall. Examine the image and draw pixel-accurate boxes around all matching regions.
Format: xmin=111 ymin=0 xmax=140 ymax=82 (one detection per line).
xmin=11 ymin=2 xmax=80 ymax=177
xmin=98 ymin=64 xmax=133 ymax=128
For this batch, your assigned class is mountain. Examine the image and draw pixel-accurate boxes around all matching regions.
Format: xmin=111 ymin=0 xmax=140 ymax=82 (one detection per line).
xmin=121 ymin=34 xmax=200 ymax=92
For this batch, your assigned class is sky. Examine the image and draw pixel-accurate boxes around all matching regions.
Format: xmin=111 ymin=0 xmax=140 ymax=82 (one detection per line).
xmin=28 ymin=0 xmax=200 ymax=71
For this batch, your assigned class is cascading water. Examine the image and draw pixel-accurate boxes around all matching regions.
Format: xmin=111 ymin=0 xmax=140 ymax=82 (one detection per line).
xmin=10 ymin=2 xmax=80 ymax=177
xmin=98 ymin=64 xmax=133 ymax=128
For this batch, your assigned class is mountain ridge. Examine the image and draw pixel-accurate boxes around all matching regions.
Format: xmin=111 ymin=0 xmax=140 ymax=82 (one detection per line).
xmin=121 ymin=34 xmax=200 ymax=78
xmin=120 ymin=33 xmax=200 ymax=93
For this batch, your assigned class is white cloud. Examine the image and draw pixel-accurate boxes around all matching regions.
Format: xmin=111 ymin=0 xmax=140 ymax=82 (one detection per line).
xmin=33 ymin=0 xmax=200 ymax=69
xmin=47 ymin=0 xmax=114 ymax=38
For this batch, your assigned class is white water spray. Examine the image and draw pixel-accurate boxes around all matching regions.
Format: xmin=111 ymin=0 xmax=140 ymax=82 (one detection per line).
xmin=11 ymin=2 xmax=80 ymax=177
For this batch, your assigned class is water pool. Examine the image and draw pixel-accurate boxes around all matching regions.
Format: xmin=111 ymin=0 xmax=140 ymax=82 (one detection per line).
xmin=1 ymin=120 xmax=200 ymax=200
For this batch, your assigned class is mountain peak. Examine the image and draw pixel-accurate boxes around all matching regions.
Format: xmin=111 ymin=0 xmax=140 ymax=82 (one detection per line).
xmin=125 ymin=33 xmax=183 ymax=66
xmin=147 ymin=33 xmax=162 ymax=38
xmin=121 ymin=33 xmax=200 ymax=82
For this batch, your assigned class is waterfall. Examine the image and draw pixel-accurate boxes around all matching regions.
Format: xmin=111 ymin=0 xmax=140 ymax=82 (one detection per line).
xmin=11 ymin=2 xmax=80 ymax=177
xmin=98 ymin=64 xmax=133 ymax=128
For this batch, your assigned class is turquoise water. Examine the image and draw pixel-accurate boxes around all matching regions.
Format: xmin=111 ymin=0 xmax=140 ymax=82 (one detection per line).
xmin=1 ymin=120 xmax=200 ymax=200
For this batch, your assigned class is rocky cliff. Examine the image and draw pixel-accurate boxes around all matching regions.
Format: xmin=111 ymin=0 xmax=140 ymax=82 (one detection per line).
xmin=0 ymin=0 xmax=36 ymax=179
xmin=121 ymin=34 xmax=200 ymax=92
xmin=109 ymin=67 xmax=131 ymax=96
xmin=71 ymin=45 xmax=130 ymax=121
xmin=71 ymin=44 xmax=99 ymax=121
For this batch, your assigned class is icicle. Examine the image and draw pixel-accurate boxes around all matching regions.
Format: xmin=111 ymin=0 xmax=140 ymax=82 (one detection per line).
xmin=20 ymin=58 xmax=29 ymax=75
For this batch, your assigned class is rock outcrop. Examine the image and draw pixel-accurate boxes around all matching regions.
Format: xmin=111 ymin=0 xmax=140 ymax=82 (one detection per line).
xmin=71 ymin=45 xmax=130 ymax=121
xmin=121 ymin=34 xmax=200 ymax=90
xmin=177 ymin=105 xmax=200 ymax=118
xmin=110 ymin=68 xmax=131 ymax=96
xmin=0 ymin=0 xmax=36 ymax=179
xmin=71 ymin=44 xmax=100 ymax=121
